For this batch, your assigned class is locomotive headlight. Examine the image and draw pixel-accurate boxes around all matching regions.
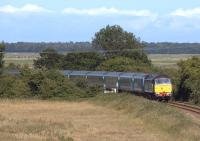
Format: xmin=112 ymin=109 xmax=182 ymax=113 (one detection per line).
xmin=166 ymin=93 xmax=171 ymax=96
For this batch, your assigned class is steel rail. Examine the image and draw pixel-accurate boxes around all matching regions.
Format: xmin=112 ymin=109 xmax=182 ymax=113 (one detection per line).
xmin=169 ymin=102 xmax=200 ymax=115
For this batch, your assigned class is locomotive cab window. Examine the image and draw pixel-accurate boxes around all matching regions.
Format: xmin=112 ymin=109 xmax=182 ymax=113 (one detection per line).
xmin=155 ymin=78 xmax=171 ymax=84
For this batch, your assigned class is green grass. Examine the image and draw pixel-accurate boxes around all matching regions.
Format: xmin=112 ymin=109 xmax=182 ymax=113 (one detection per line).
xmin=4 ymin=53 xmax=39 ymax=68
xmin=4 ymin=59 xmax=34 ymax=66
xmin=3 ymin=53 xmax=200 ymax=68
xmin=89 ymin=94 xmax=200 ymax=141
xmin=149 ymin=54 xmax=200 ymax=68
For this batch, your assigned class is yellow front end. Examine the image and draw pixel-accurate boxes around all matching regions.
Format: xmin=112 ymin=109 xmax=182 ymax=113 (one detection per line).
xmin=154 ymin=84 xmax=172 ymax=97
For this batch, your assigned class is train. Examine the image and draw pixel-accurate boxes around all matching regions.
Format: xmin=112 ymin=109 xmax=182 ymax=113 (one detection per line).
xmin=3 ymin=69 xmax=172 ymax=101
xmin=62 ymin=70 xmax=173 ymax=101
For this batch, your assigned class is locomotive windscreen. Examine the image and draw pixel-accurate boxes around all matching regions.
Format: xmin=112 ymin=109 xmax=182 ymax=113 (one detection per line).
xmin=155 ymin=78 xmax=171 ymax=84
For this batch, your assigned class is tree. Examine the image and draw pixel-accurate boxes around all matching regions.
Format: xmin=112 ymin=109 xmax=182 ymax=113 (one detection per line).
xmin=176 ymin=57 xmax=200 ymax=104
xmin=110 ymin=50 xmax=151 ymax=65
xmin=96 ymin=56 xmax=152 ymax=72
xmin=62 ymin=52 xmax=105 ymax=70
xmin=92 ymin=25 xmax=151 ymax=65
xmin=92 ymin=25 xmax=143 ymax=50
xmin=34 ymin=48 xmax=63 ymax=69
xmin=0 ymin=43 xmax=5 ymax=69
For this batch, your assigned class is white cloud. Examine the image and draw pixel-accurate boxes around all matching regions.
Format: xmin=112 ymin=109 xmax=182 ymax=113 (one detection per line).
xmin=62 ymin=7 xmax=157 ymax=17
xmin=0 ymin=4 xmax=52 ymax=13
xmin=170 ymin=8 xmax=200 ymax=17
xmin=168 ymin=8 xmax=200 ymax=30
xmin=61 ymin=7 xmax=159 ymax=30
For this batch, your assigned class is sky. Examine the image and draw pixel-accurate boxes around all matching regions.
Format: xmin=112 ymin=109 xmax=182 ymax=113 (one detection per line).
xmin=0 ymin=0 xmax=200 ymax=42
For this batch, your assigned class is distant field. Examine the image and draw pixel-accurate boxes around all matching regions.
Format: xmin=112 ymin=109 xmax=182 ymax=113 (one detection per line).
xmin=148 ymin=54 xmax=200 ymax=68
xmin=3 ymin=53 xmax=200 ymax=68
xmin=4 ymin=53 xmax=39 ymax=68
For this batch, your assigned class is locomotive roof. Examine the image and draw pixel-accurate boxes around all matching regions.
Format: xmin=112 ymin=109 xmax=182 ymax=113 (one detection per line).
xmin=144 ymin=74 xmax=170 ymax=80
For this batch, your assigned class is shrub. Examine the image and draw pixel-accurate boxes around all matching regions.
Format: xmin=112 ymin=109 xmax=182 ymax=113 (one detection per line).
xmin=72 ymin=78 xmax=100 ymax=98
xmin=176 ymin=57 xmax=200 ymax=104
xmin=0 ymin=68 xmax=100 ymax=100
xmin=0 ymin=43 xmax=5 ymax=70
xmin=0 ymin=75 xmax=30 ymax=98
xmin=20 ymin=69 xmax=97 ymax=100
xmin=34 ymin=48 xmax=64 ymax=69
xmin=96 ymin=56 xmax=152 ymax=72
xmin=105 ymin=50 xmax=151 ymax=65
xmin=39 ymin=78 xmax=85 ymax=100
xmin=62 ymin=52 xmax=105 ymax=70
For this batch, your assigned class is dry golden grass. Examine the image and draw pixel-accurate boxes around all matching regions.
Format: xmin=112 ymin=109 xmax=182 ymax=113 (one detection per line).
xmin=0 ymin=99 xmax=173 ymax=141
xmin=91 ymin=94 xmax=200 ymax=141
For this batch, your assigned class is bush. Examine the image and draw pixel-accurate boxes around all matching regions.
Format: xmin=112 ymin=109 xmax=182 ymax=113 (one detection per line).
xmin=34 ymin=48 xmax=64 ymax=69
xmin=5 ymin=63 xmax=20 ymax=69
xmin=0 ymin=75 xmax=30 ymax=98
xmin=0 ymin=43 xmax=5 ymax=70
xmin=176 ymin=57 xmax=200 ymax=104
xmin=20 ymin=69 xmax=97 ymax=100
xmin=86 ymin=85 xmax=102 ymax=97
xmin=72 ymin=78 xmax=100 ymax=98
xmin=96 ymin=56 xmax=152 ymax=72
xmin=0 ymin=69 xmax=99 ymax=100
xmin=39 ymin=77 xmax=85 ymax=100
xmin=20 ymin=69 xmax=84 ymax=99
xmin=105 ymin=50 xmax=151 ymax=65
xmin=62 ymin=52 xmax=105 ymax=70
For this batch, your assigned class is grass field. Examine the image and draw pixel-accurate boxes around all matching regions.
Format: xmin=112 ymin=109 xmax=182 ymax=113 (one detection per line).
xmin=0 ymin=95 xmax=199 ymax=141
xmin=3 ymin=53 xmax=200 ymax=68
xmin=148 ymin=54 xmax=200 ymax=68
xmin=0 ymin=100 xmax=161 ymax=141
xmin=4 ymin=53 xmax=39 ymax=68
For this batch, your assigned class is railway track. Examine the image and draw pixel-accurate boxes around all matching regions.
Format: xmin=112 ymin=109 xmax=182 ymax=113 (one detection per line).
xmin=169 ymin=102 xmax=200 ymax=115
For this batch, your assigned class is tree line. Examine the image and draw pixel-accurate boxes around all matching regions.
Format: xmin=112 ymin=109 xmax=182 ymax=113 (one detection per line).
xmin=3 ymin=38 xmax=200 ymax=54
xmin=0 ymin=43 xmax=5 ymax=74
xmin=4 ymin=42 xmax=94 ymax=53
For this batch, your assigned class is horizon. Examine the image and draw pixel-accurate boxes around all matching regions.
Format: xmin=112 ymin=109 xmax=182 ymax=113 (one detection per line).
xmin=1 ymin=0 xmax=200 ymax=42
xmin=4 ymin=41 xmax=200 ymax=44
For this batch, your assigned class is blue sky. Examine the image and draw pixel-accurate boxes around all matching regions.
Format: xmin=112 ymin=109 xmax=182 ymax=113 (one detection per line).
xmin=0 ymin=0 xmax=200 ymax=42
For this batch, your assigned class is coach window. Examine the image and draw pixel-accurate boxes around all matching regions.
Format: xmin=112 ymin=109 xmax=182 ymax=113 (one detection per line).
xmin=134 ymin=79 xmax=143 ymax=91
xmin=144 ymin=80 xmax=153 ymax=92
